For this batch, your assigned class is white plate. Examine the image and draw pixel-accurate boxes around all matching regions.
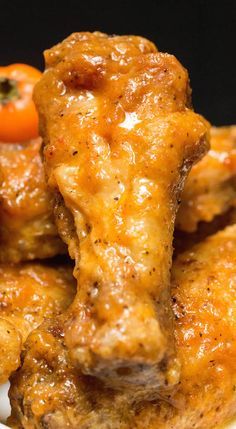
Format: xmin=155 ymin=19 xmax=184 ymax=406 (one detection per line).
xmin=0 ymin=383 xmax=10 ymax=424
xmin=0 ymin=381 xmax=236 ymax=429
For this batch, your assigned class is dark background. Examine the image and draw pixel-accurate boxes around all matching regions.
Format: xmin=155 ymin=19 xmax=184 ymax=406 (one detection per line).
xmin=1 ymin=0 xmax=235 ymax=125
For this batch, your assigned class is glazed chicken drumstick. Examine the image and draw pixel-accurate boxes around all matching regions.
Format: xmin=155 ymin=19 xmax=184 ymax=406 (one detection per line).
xmin=34 ymin=32 xmax=209 ymax=392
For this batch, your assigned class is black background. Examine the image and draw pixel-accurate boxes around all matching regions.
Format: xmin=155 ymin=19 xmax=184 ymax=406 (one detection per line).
xmin=1 ymin=0 xmax=235 ymax=125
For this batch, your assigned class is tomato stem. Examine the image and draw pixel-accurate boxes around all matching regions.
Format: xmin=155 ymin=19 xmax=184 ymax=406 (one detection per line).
xmin=0 ymin=77 xmax=19 ymax=104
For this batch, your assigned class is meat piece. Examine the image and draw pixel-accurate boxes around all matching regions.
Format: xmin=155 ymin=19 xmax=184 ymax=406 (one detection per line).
xmin=0 ymin=318 xmax=21 ymax=385
xmin=174 ymin=206 xmax=236 ymax=254
xmin=176 ymin=126 xmax=236 ymax=232
xmin=135 ymin=223 xmax=236 ymax=428
xmin=0 ymin=138 xmax=66 ymax=263
xmin=9 ymin=318 xmax=132 ymax=429
xmin=0 ymin=262 xmax=76 ymax=383
xmin=9 ymin=224 xmax=236 ymax=429
xmin=33 ymin=31 xmax=209 ymax=393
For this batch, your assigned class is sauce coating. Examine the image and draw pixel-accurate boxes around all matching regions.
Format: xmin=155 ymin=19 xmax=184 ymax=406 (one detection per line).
xmin=34 ymin=31 xmax=209 ymax=393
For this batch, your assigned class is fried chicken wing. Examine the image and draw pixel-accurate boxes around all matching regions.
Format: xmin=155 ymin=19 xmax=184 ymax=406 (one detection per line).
xmin=176 ymin=126 xmax=236 ymax=232
xmin=0 ymin=138 xmax=65 ymax=263
xmin=134 ymin=223 xmax=236 ymax=428
xmin=0 ymin=262 xmax=76 ymax=384
xmin=9 ymin=224 xmax=236 ymax=429
xmin=0 ymin=318 xmax=21 ymax=385
xmin=33 ymin=31 xmax=209 ymax=392
xmin=174 ymin=206 xmax=236 ymax=255
xmin=9 ymin=319 xmax=132 ymax=429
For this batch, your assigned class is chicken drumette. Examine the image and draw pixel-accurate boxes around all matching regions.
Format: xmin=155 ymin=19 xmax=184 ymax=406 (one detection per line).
xmin=135 ymin=223 xmax=236 ymax=428
xmin=177 ymin=125 xmax=236 ymax=232
xmin=0 ymin=138 xmax=65 ymax=263
xmin=33 ymin=32 xmax=209 ymax=393
xmin=9 ymin=224 xmax=236 ymax=429
xmin=0 ymin=262 xmax=75 ymax=384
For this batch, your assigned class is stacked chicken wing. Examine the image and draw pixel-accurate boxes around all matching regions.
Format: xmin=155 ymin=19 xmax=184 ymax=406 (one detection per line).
xmin=1 ymin=32 xmax=235 ymax=429
xmin=0 ymin=138 xmax=75 ymax=385
xmin=0 ymin=138 xmax=66 ymax=263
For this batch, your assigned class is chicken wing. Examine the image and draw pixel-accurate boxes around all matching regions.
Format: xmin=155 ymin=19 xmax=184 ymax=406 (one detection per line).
xmin=174 ymin=206 xmax=236 ymax=254
xmin=33 ymin=31 xmax=209 ymax=392
xmin=134 ymin=223 xmax=236 ymax=428
xmin=9 ymin=224 xmax=236 ymax=429
xmin=176 ymin=126 xmax=236 ymax=232
xmin=0 ymin=138 xmax=65 ymax=263
xmin=0 ymin=262 xmax=76 ymax=384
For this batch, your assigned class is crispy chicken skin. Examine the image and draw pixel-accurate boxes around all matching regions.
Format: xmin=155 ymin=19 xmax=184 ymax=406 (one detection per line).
xmin=0 ymin=262 xmax=76 ymax=384
xmin=0 ymin=138 xmax=65 ymax=263
xmin=177 ymin=126 xmax=236 ymax=232
xmin=9 ymin=224 xmax=236 ymax=429
xmin=33 ymin=31 xmax=209 ymax=391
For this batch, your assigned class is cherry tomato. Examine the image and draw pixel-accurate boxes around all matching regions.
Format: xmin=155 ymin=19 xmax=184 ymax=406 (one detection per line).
xmin=0 ymin=64 xmax=42 ymax=142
